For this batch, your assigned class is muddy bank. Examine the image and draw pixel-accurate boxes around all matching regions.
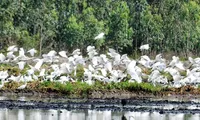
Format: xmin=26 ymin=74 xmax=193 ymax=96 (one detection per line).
xmin=0 ymin=86 xmax=200 ymax=114
xmin=1 ymin=98 xmax=200 ymax=114
xmin=0 ymin=85 xmax=199 ymax=99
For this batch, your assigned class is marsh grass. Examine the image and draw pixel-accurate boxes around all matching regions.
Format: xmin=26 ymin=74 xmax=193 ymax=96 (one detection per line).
xmin=0 ymin=80 xmax=163 ymax=97
xmin=37 ymin=81 xmax=163 ymax=96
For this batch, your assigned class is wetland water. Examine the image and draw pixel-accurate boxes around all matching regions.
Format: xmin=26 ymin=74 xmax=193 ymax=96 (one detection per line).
xmin=0 ymin=96 xmax=200 ymax=120
xmin=0 ymin=109 xmax=200 ymax=120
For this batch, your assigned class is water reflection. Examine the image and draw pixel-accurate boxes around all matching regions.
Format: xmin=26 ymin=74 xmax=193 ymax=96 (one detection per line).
xmin=0 ymin=109 xmax=199 ymax=120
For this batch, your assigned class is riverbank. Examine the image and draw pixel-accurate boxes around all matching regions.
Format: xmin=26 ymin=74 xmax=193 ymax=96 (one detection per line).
xmin=0 ymin=81 xmax=200 ymax=99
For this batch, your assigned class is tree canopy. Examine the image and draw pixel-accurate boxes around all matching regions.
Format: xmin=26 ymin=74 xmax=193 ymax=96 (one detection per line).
xmin=1 ymin=0 xmax=200 ymax=56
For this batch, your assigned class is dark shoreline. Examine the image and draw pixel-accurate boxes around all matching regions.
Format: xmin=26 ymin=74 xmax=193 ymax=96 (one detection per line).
xmin=0 ymin=85 xmax=198 ymax=99
xmin=0 ymin=88 xmax=199 ymax=114
xmin=0 ymin=96 xmax=200 ymax=114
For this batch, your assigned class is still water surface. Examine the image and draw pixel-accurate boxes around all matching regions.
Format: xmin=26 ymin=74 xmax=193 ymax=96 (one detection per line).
xmin=0 ymin=108 xmax=199 ymax=120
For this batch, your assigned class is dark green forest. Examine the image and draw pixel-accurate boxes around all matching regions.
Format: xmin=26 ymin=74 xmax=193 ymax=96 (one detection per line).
xmin=1 ymin=0 xmax=200 ymax=56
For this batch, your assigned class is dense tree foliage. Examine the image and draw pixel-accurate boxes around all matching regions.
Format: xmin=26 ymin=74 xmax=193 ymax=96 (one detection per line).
xmin=1 ymin=0 xmax=200 ymax=55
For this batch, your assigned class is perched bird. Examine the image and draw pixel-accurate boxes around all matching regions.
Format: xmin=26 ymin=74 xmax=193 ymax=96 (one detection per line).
xmin=72 ymin=49 xmax=81 ymax=56
xmin=127 ymin=60 xmax=142 ymax=83
xmin=59 ymin=51 xmax=68 ymax=58
xmin=7 ymin=51 xmax=15 ymax=59
xmin=0 ymin=53 xmax=6 ymax=62
xmin=57 ymin=76 xmax=70 ymax=84
xmin=39 ymin=69 xmax=46 ymax=77
xmin=17 ymin=82 xmax=27 ymax=90
xmin=0 ymin=80 xmax=4 ymax=89
xmin=19 ymin=48 xmax=25 ymax=57
xmin=94 ymin=32 xmax=105 ymax=40
xmin=169 ymin=56 xmax=185 ymax=70
xmin=47 ymin=50 xmax=57 ymax=56
xmin=0 ymin=70 xmax=9 ymax=80
xmin=87 ymin=46 xmax=98 ymax=58
xmin=8 ymin=75 xmax=21 ymax=82
xmin=7 ymin=45 xmax=18 ymax=52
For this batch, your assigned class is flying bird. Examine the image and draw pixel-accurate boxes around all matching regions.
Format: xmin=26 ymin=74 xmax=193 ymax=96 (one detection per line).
xmin=27 ymin=48 xmax=37 ymax=57
xmin=17 ymin=61 xmax=26 ymax=70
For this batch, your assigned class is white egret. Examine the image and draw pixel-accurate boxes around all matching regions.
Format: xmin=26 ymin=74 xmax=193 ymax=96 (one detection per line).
xmin=101 ymin=68 xmax=107 ymax=77
xmin=87 ymin=49 xmax=98 ymax=59
xmin=148 ymin=70 xmax=168 ymax=85
xmin=8 ymin=75 xmax=21 ymax=82
xmin=92 ymin=74 xmax=104 ymax=81
xmin=34 ymin=59 xmax=43 ymax=71
xmin=60 ymin=63 xmax=71 ymax=74
xmin=45 ymin=50 xmax=57 ymax=63
xmin=169 ymin=56 xmax=179 ymax=67
xmin=169 ymin=56 xmax=185 ymax=70
xmin=68 ymin=56 xmax=75 ymax=65
xmin=0 ymin=80 xmax=4 ymax=89
xmin=92 ymin=57 xmax=98 ymax=67
xmin=32 ymin=74 xmax=38 ymax=80
xmin=17 ymin=61 xmax=26 ymax=70
xmin=27 ymin=48 xmax=37 ymax=57
xmin=17 ymin=82 xmax=27 ymax=90
xmin=139 ymin=44 xmax=149 ymax=50
xmin=113 ymin=53 xmax=121 ymax=66
xmin=39 ymin=69 xmax=46 ymax=77
xmin=0 ymin=53 xmax=6 ymax=62
xmin=47 ymin=50 xmax=57 ymax=57
xmin=107 ymin=48 xmax=117 ymax=58
xmin=72 ymin=49 xmax=81 ymax=56
xmin=57 ymin=76 xmax=70 ymax=84
xmin=13 ymin=48 xmax=30 ymax=61
xmin=65 ymin=62 xmax=73 ymax=73
xmin=74 ymin=54 xmax=85 ymax=65
xmin=84 ymin=68 xmax=93 ymax=85
xmin=127 ymin=60 xmax=142 ymax=83
xmin=87 ymin=65 xmax=94 ymax=73
xmin=0 ymin=70 xmax=8 ymax=80
xmin=100 ymin=54 xmax=108 ymax=63
xmin=87 ymin=46 xmax=95 ymax=53
xmin=105 ymin=62 xmax=112 ymax=72
xmin=27 ymin=65 xmax=35 ymax=76
xmin=152 ymin=62 xmax=166 ymax=71
xmin=87 ymin=46 xmax=98 ymax=59
xmin=7 ymin=51 xmax=15 ymax=59
xmin=24 ymin=75 xmax=33 ymax=82
xmin=175 ymin=61 xmax=185 ymax=70
xmin=7 ymin=45 xmax=18 ymax=52
xmin=59 ymin=51 xmax=68 ymax=58
xmin=19 ymin=48 xmax=25 ymax=57
xmin=138 ymin=55 xmax=153 ymax=68
xmin=188 ymin=57 xmax=200 ymax=67
xmin=94 ymin=32 xmax=104 ymax=40
xmin=51 ymin=64 xmax=59 ymax=71
xmin=120 ymin=54 xmax=131 ymax=66
xmin=155 ymin=54 xmax=165 ymax=63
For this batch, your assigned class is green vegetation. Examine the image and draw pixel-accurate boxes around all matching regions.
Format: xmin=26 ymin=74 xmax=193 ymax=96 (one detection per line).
xmin=1 ymin=1 xmax=200 ymax=56
xmin=0 ymin=80 xmax=163 ymax=97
